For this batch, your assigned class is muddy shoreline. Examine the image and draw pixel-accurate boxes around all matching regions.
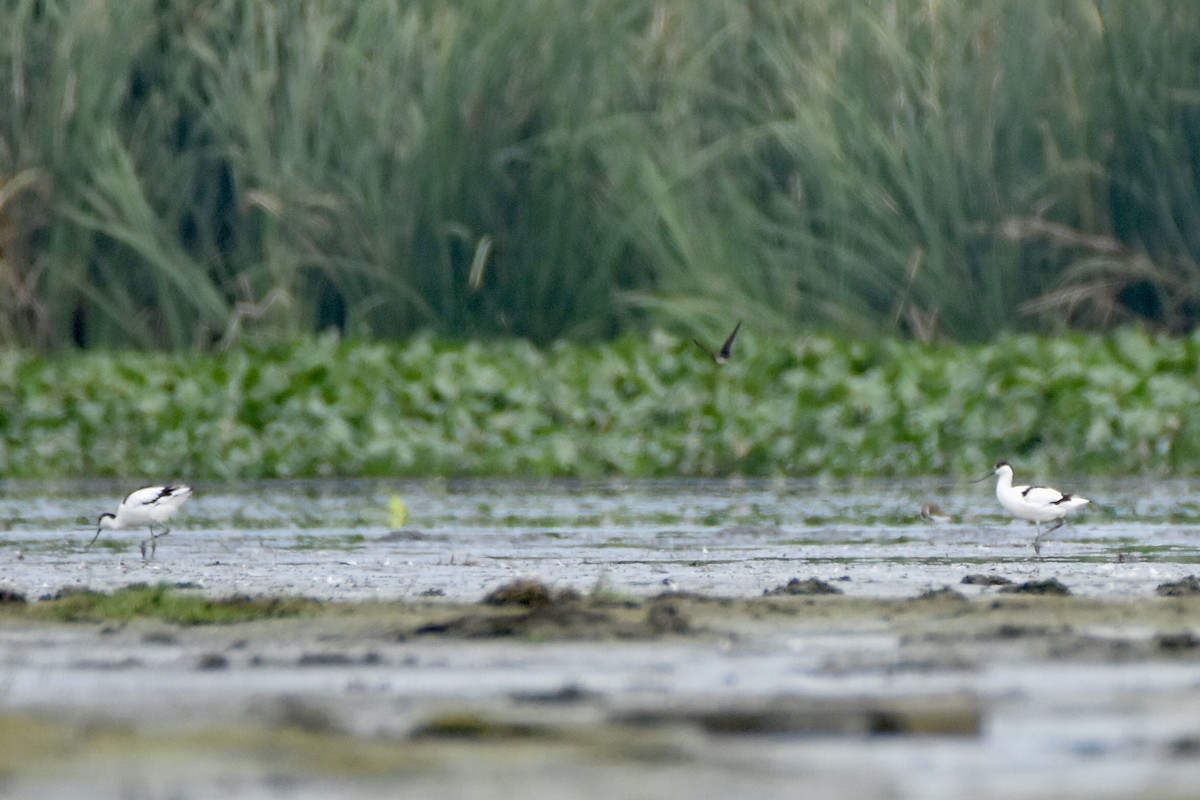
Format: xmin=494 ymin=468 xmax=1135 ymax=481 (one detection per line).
xmin=3 ymin=583 xmax=1200 ymax=799
xmin=3 ymin=479 xmax=1200 ymax=798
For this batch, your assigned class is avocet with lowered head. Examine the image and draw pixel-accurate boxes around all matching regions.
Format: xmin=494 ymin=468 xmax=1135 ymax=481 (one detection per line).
xmin=89 ymin=485 xmax=193 ymax=558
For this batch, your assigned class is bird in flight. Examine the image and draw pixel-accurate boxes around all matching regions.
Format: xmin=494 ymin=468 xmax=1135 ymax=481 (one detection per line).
xmin=694 ymin=321 xmax=742 ymax=365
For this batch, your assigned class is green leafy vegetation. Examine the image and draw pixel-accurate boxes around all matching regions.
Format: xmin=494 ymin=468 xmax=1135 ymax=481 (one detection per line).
xmin=2 ymin=3 xmax=1200 ymax=348
xmin=26 ymin=584 xmax=318 ymax=624
xmin=1 ymin=329 xmax=1199 ymax=480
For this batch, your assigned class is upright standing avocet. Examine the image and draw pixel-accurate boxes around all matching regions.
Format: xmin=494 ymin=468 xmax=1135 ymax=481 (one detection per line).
xmin=89 ymin=485 xmax=193 ymax=558
xmin=972 ymin=462 xmax=1089 ymax=555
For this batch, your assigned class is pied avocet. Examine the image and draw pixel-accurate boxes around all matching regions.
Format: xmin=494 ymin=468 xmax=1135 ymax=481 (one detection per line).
xmin=972 ymin=462 xmax=1089 ymax=555
xmin=89 ymin=485 xmax=193 ymax=558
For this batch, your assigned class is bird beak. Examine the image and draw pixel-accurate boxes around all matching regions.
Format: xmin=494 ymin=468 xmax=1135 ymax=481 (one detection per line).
xmin=968 ymin=471 xmax=994 ymax=484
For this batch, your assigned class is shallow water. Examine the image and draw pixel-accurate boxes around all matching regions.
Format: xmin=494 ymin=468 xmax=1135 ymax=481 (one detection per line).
xmin=2 ymin=478 xmax=1200 ymax=799
xmin=0 ymin=477 xmax=1196 ymax=600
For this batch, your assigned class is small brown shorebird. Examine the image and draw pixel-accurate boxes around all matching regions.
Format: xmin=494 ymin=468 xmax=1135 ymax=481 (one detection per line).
xmin=919 ymin=502 xmax=954 ymax=524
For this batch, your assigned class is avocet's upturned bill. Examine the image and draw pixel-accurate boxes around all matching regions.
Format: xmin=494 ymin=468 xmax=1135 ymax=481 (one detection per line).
xmin=89 ymin=485 xmax=193 ymax=558
xmin=971 ymin=462 xmax=1089 ymax=555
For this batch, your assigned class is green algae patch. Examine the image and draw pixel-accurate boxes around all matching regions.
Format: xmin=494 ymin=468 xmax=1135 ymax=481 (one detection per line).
xmin=28 ymin=584 xmax=322 ymax=625
xmin=8 ymin=580 xmax=1200 ymax=651
xmin=411 ymin=712 xmax=554 ymax=741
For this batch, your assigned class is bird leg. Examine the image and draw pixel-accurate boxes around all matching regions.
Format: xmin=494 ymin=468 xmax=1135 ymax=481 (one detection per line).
xmin=140 ymin=524 xmax=171 ymax=559
xmin=1032 ymin=519 xmax=1066 ymax=557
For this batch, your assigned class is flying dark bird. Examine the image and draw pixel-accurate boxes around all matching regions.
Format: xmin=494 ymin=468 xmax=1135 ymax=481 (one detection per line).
xmin=693 ymin=321 xmax=742 ymax=365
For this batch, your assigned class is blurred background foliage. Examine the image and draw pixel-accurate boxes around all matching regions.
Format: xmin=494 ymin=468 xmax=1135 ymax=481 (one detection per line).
xmin=1 ymin=329 xmax=1198 ymax=479
xmin=3 ymin=0 xmax=1200 ymax=350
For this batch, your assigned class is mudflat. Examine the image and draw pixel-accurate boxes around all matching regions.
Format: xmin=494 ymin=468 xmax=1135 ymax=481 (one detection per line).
xmin=1 ymin=478 xmax=1199 ymax=798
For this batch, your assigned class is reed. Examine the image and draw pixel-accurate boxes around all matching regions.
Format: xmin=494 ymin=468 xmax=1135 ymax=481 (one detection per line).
xmin=2 ymin=1 xmax=1199 ymax=349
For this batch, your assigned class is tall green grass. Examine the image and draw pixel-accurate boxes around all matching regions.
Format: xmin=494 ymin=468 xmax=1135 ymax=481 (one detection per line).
xmin=2 ymin=1 xmax=1200 ymax=349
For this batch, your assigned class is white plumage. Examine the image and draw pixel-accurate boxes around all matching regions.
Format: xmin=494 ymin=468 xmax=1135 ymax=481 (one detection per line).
xmin=90 ymin=485 xmax=193 ymax=558
xmin=974 ymin=462 xmax=1089 ymax=554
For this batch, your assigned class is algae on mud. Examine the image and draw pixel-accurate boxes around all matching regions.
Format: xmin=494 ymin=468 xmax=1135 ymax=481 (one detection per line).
xmin=3 ymin=473 xmax=1199 ymax=798
xmin=3 ymin=585 xmax=1200 ymax=798
xmin=4 ymin=583 xmax=320 ymax=625
xmin=8 ymin=578 xmax=1200 ymax=649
